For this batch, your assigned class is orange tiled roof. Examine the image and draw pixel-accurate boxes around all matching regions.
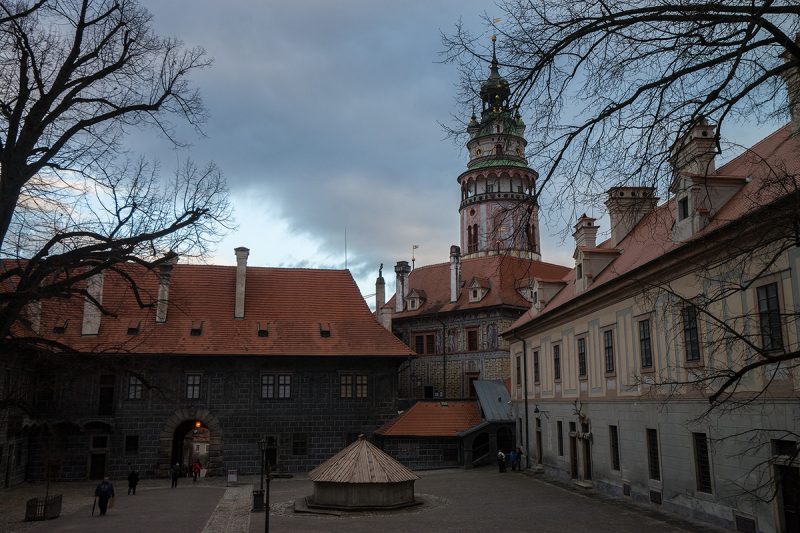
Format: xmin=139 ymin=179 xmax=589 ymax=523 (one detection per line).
xmin=8 ymin=263 xmax=412 ymax=357
xmin=385 ymin=255 xmax=570 ymax=317
xmin=507 ymin=123 xmax=800 ymax=333
xmin=376 ymin=400 xmax=482 ymax=437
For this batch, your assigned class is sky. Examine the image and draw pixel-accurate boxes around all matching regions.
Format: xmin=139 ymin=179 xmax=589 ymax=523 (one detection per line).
xmin=131 ymin=0 xmax=775 ymax=307
xmin=125 ymin=0 xmax=577 ymax=306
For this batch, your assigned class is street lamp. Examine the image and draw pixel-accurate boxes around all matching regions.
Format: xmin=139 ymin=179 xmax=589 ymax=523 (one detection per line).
xmin=252 ymin=439 xmax=266 ymax=513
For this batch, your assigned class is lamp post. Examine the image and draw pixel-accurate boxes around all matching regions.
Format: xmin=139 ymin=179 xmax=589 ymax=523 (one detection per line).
xmin=265 ymin=458 xmax=271 ymax=533
xmin=252 ymin=439 xmax=266 ymax=513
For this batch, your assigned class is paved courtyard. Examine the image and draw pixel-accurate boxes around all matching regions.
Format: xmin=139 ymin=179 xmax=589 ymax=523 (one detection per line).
xmin=0 ymin=469 xmax=729 ymax=533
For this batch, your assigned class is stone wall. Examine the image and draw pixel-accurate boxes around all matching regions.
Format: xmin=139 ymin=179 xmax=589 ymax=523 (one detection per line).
xmin=378 ymin=436 xmax=462 ymax=469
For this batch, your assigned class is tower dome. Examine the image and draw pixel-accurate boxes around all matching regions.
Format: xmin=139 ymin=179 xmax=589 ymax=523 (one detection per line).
xmin=458 ymin=37 xmax=541 ymax=261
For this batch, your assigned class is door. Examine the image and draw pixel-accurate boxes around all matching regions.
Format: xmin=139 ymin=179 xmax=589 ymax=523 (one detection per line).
xmin=89 ymin=453 xmax=106 ymax=479
xmin=570 ymin=436 xmax=578 ymax=478
xmin=780 ymin=466 xmax=800 ymax=533
xmin=536 ymin=429 xmax=543 ymax=465
xmin=583 ymin=438 xmax=592 ymax=480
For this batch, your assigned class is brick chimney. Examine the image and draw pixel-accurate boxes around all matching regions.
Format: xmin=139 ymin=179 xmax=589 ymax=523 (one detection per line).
xmin=605 ymin=187 xmax=659 ymax=248
xmin=669 ymin=118 xmax=716 ymax=177
xmin=156 ymin=256 xmax=179 ymax=324
xmin=449 ymin=245 xmax=461 ymax=303
xmin=234 ymin=247 xmax=249 ymax=319
xmin=780 ymin=33 xmax=800 ymax=134
xmin=394 ymin=261 xmax=411 ymax=313
xmin=572 ymin=215 xmax=598 ymax=249
xmin=81 ymin=270 xmax=104 ymax=336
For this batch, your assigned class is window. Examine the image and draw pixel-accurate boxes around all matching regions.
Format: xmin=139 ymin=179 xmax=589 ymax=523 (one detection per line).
xmin=340 ymin=375 xmax=353 ymax=398
xmin=205 ymin=444 xmax=209 ymax=452
xmin=693 ymin=432 xmax=713 ymax=493
xmin=646 ymin=428 xmax=660 ymax=481
xmin=553 ymin=345 xmax=561 ymax=380
xmin=516 ymin=356 xmax=522 ymax=386
xmin=577 ymin=338 xmax=587 ymax=377
xmin=186 ymin=374 xmax=201 ymax=400
xmin=487 ymin=184 xmax=494 ymax=193
xmin=292 ymin=433 xmax=307 ymax=455
xmin=98 ymin=374 xmax=114 ymax=416
xmin=261 ymin=375 xmax=274 ymax=398
xmin=533 ymin=350 xmax=540 ymax=382
xmin=679 ymin=197 xmax=689 ymax=220
xmin=467 ymin=329 xmax=478 ymax=352
xmin=577 ymin=263 xmax=583 ymax=279
xmin=278 ymin=375 xmax=291 ymax=398
xmin=604 ymin=330 xmax=615 ymax=373
xmin=355 ymin=375 xmax=368 ymax=398
xmin=639 ymin=319 xmax=653 ymax=368
xmin=557 ymin=421 xmax=564 ymax=456
xmin=426 ymin=334 xmax=436 ymax=354
xmin=124 ymin=435 xmax=138 ymax=455
xmin=190 ymin=321 xmax=203 ymax=336
xmin=682 ymin=307 xmax=701 ymax=361
xmin=127 ymin=321 xmax=140 ymax=336
xmin=610 ymin=425 xmax=620 ymax=471
xmin=415 ymin=335 xmax=424 ymax=354
xmin=757 ymin=283 xmax=783 ymax=351
xmin=195 ymin=444 xmax=200 ymax=452
xmin=772 ymin=439 xmax=798 ymax=457
xmin=261 ymin=374 xmax=291 ymax=399
xmin=127 ymin=376 xmax=143 ymax=400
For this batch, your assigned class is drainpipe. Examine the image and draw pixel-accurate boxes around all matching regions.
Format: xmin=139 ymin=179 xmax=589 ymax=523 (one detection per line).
xmin=509 ymin=330 xmax=530 ymax=469
xmin=435 ymin=313 xmax=446 ymax=399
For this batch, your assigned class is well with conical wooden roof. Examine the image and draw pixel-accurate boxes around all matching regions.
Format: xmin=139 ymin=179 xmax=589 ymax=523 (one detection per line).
xmin=307 ymin=435 xmax=421 ymax=510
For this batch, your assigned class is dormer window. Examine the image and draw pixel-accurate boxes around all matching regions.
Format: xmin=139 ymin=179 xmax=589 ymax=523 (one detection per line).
xmin=257 ymin=323 xmax=269 ymax=337
xmin=471 ymin=289 xmax=479 ymax=301
xmin=127 ymin=321 xmax=141 ymax=336
xmin=678 ymin=197 xmax=690 ymax=220
xmin=409 ymin=298 xmax=418 ymax=310
xmin=577 ymin=263 xmax=583 ymax=279
xmin=190 ymin=321 xmax=203 ymax=337
xmin=53 ymin=319 xmax=69 ymax=335
xmin=320 ymin=323 xmax=331 ymax=338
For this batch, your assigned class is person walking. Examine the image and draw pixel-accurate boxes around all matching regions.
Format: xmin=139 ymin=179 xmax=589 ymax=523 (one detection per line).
xmin=192 ymin=460 xmax=201 ymax=483
xmin=127 ymin=468 xmax=139 ymax=495
xmin=514 ymin=447 xmax=523 ymax=471
xmin=497 ymin=449 xmax=506 ymax=473
xmin=95 ymin=477 xmax=115 ymax=516
xmin=171 ymin=462 xmax=180 ymax=488
xmin=509 ymin=449 xmax=517 ymax=471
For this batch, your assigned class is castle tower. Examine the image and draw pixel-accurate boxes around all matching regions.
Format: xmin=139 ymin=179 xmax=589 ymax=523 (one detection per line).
xmin=458 ymin=36 xmax=541 ymax=261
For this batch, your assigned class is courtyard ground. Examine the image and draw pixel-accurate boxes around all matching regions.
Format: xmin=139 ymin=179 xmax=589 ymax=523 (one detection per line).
xmin=0 ymin=469 xmax=730 ymax=533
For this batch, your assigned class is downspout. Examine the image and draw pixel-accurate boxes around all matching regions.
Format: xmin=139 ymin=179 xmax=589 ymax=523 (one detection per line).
xmin=509 ymin=330 xmax=530 ymax=469
xmin=435 ymin=312 xmax=446 ymax=400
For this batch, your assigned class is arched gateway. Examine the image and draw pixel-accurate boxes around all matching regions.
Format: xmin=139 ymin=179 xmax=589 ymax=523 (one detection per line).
xmin=158 ymin=408 xmax=223 ymax=477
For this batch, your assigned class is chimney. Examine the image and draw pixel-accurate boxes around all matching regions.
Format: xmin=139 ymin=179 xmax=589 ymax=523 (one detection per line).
xmin=81 ymin=270 xmax=104 ymax=336
xmin=449 ymin=245 xmax=461 ymax=303
xmin=156 ymin=256 xmax=178 ymax=324
xmin=234 ymin=247 xmax=249 ymax=319
xmin=376 ymin=264 xmax=391 ymax=331
xmin=669 ymin=118 xmax=716 ymax=177
xmin=394 ymin=261 xmax=411 ymax=313
xmin=780 ymin=33 xmax=800 ymax=134
xmin=605 ymin=187 xmax=659 ymax=248
xmin=572 ymin=215 xmax=598 ymax=249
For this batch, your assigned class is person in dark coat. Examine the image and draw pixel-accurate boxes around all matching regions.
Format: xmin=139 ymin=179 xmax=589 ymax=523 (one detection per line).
xmin=497 ymin=450 xmax=506 ymax=472
xmin=127 ymin=468 xmax=139 ymax=495
xmin=95 ymin=477 xmax=115 ymax=516
xmin=171 ymin=463 xmax=180 ymax=488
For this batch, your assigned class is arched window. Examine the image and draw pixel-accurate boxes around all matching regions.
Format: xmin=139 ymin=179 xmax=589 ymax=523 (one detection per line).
xmin=469 ymin=225 xmax=479 ymax=252
xmin=495 ymin=143 xmax=503 ymax=155
xmin=527 ymin=223 xmax=537 ymax=252
xmin=467 ymin=223 xmax=473 ymax=251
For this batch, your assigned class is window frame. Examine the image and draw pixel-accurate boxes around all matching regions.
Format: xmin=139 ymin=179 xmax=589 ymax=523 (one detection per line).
xmin=339 ymin=373 xmax=369 ymax=399
xmin=603 ymin=328 xmax=615 ymax=375
xmin=127 ymin=375 xmax=143 ymax=400
xmin=185 ymin=373 xmax=202 ymax=400
xmin=557 ymin=420 xmax=564 ymax=456
xmin=292 ymin=433 xmax=308 ymax=456
xmin=515 ymin=355 xmax=522 ymax=386
xmin=646 ymin=428 xmax=661 ymax=481
xmin=692 ymin=432 xmax=713 ymax=494
xmin=553 ymin=343 xmax=561 ymax=381
xmin=576 ymin=336 xmax=587 ymax=378
xmin=682 ymin=307 xmax=702 ymax=363
xmin=638 ymin=317 xmax=654 ymax=369
xmin=466 ymin=328 xmax=479 ymax=352
xmin=260 ymin=373 xmax=293 ymax=400
xmin=756 ymin=281 xmax=784 ymax=353
xmin=533 ymin=350 xmax=540 ymax=383
xmin=609 ymin=425 xmax=621 ymax=473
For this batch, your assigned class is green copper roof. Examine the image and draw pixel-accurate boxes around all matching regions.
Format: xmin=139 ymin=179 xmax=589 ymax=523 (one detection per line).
xmin=468 ymin=158 xmax=529 ymax=169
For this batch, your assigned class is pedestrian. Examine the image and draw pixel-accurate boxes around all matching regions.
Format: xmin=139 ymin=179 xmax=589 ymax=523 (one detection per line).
xmin=192 ymin=460 xmax=201 ymax=483
xmin=514 ymin=447 xmax=523 ymax=471
xmin=497 ymin=449 xmax=506 ymax=473
xmin=94 ymin=477 xmax=115 ymax=516
xmin=171 ymin=462 xmax=180 ymax=488
xmin=510 ymin=449 xmax=517 ymax=471
xmin=127 ymin=468 xmax=139 ymax=495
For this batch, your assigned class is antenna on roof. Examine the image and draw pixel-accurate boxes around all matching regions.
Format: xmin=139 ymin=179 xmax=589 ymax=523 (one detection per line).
xmin=412 ymin=245 xmax=419 ymax=270
xmin=345 ymin=228 xmax=348 ymax=270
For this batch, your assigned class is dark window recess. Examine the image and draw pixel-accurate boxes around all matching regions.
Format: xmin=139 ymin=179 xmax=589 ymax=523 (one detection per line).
xmin=46 ymin=460 xmax=61 ymax=479
xmin=536 ymin=418 xmax=541 ymax=428
xmin=553 ymin=345 xmax=561 ymax=380
xmin=693 ymin=432 xmax=713 ymax=493
xmin=679 ymin=197 xmax=689 ymax=220
xmin=257 ymin=323 xmax=269 ymax=337
xmin=292 ymin=433 xmax=307 ymax=455
xmin=577 ymin=338 xmax=587 ymax=376
xmin=415 ymin=335 xmax=424 ymax=354
xmin=127 ymin=321 xmax=140 ymax=336
xmin=98 ymin=375 xmax=114 ymax=416
xmin=577 ymin=263 xmax=583 ymax=279
xmin=734 ymin=515 xmax=757 ymax=533
xmin=646 ymin=428 xmax=661 ymax=481
xmin=610 ymin=425 xmax=621 ymax=471
xmin=533 ymin=351 xmax=540 ymax=382
xmin=758 ymin=283 xmax=784 ymax=351
xmin=682 ymin=307 xmax=701 ymax=361
xmin=320 ymin=323 xmax=331 ymax=338
xmin=190 ymin=321 xmax=202 ymax=336
xmin=639 ymin=319 xmax=653 ymax=367
xmin=426 ymin=334 xmax=435 ymax=354
xmin=516 ymin=356 xmax=522 ymax=386
xmin=92 ymin=436 xmax=109 ymax=449
xmin=53 ymin=319 xmax=68 ymax=335
xmin=773 ymin=439 xmax=798 ymax=457
xmin=423 ymin=386 xmax=434 ymax=399
xmin=569 ymin=421 xmax=576 ymax=432
xmin=604 ymin=330 xmax=615 ymax=372
xmin=649 ymin=490 xmax=662 ymax=505
xmin=557 ymin=421 xmax=564 ymax=456
xmin=125 ymin=435 xmax=139 ymax=454
xmin=442 ymin=448 xmax=459 ymax=462
xmin=467 ymin=329 xmax=478 ymax=352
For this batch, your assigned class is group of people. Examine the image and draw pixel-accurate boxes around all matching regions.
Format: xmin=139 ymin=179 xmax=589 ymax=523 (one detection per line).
xmin=171 ymin=459 xmax=204 ymax=487
xmin=497 ymin=447 xmax=523 ymax=472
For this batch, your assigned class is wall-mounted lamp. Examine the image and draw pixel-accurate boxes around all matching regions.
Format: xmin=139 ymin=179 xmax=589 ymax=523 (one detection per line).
xmin=533 ymin=404 xmax=550 ymax=418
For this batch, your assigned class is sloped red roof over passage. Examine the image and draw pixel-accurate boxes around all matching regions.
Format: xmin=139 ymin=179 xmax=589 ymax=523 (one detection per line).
xmin=376 ymin=400 xmax=481 ymax=437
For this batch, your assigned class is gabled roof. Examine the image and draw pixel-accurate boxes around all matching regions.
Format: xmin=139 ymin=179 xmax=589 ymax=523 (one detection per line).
xmin=385 ymin=255 xmax=570 ymax=318
xmin=375 ymin=400 xmax=481 ymax=437
xmin=506 ymin=123 xmax=800 ymax=333
xmin=7 ymin=262 xmax=412 ymax=357
xmin=473 ymin=380 xmax=513 ymax=421
xmin=468 ymin=277 xmax=491 ymax=289
xmin=309 ymin=435 xmax=419 ymax=483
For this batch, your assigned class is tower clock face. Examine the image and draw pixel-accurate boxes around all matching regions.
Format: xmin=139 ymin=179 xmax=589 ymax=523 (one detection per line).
xmin=515 ymin=146 xmax=524 ymax=156
xmin=474 ymin=147 xmax=483 ymax=157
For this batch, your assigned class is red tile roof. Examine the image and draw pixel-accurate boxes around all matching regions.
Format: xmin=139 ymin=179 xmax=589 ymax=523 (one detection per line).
xmin=385 ymin=255 xmax=570 ymax=317
xmin=376 ymin=400 xmax=482 ymax=437
xmin=10 ymin=263 xmax=412 ymax=357
xmin=506 ymin=123 xmax=800 ymax=333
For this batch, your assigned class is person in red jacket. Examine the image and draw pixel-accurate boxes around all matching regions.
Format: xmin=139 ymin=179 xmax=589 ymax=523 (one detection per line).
xmin=192 ymin=460 xmax=201 ymax=482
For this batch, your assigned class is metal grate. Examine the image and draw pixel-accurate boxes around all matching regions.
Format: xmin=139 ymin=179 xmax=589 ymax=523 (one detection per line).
xmin=735 ymin=514 xmax=757 ymax=533
xmin=623 ymin=482 xmax=631 ymax=496
xmin=649 ymin=490 xmax=662 ymax=505
xmin=646 ymin=428 xmax=660 ymax=481
xmin=693 ymin=432 xmax=713 ymax=493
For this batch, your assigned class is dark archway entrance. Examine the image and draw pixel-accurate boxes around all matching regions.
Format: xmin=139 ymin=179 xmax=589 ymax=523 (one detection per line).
xmin=497 ymin=427 xmax=513 ymax=454
xmin=171 ymin=420 xmax=207 ymax=472
xmin=471 ymin=432 xmax=490 ymax=466
xmin=159 ymin=409 xmax=223 ymax=477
